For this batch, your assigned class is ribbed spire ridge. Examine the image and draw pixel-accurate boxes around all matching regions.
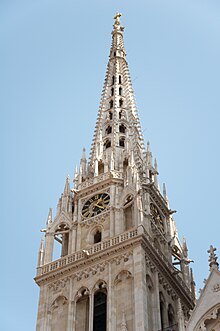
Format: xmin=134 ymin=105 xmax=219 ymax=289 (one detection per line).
xmin=89 ymin=13 xmax=144 ymax=177
xmin=208 ymin=245 xmax=219 ymax=270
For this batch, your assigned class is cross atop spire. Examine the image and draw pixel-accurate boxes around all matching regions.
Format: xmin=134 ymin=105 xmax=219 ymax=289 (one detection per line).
xmin=208 ymin=245 xmax=219 ymax=271
xmin=113 ymin=13 xmax=124 ymax=32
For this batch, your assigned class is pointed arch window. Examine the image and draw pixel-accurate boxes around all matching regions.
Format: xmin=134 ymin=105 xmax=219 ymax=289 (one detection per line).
xmin=119 ymin=87 xmax=122 ymax=96
xmin=108 ymin=111 xmax=113 ymax=120
xmin=105 ymin=139 xmax=111 ymax=149
xmin=112 ymin=75 xmax=115 ymax=85
xmin=109 ymin=100 xmax=113 ymax=109
xmin=119 ymin=124 xmax=126 ymax=133
xmin=119 ymin=99 xmax=123 ymax=107
xmin=111 ymin=87 xmax=114 ymax=96
xmin=119 ymin=137 xmax=125 ymax=147
xmin=106 ymin=126 xmax=112 ymax=134
xmin=75 ymin=290 xmax=89 ymax=331
xmin=119 ymin=75 xmax=122 ymax=84
xmin=93 ymin=291 xmax=107 ymax=331
xmin=94 ymin=230 xmax=102 ymax=244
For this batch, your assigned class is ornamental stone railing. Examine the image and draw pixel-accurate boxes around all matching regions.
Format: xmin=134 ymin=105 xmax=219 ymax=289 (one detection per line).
xmin=78 ymin=171 xmax=124 ymax=190
xmin=39 ymin=228 xmax=138 ymax=276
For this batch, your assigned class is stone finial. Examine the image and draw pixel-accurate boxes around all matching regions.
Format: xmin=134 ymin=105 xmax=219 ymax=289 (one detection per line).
xmin=63 ymin=175 xmax=70 ymax=195
xmin=182 ymin=236 xmax=188 ymax=258
xmin=208 ymin=245 xmax=219 ymax=271
xmin=120 ymin=311 xmax=128 ymax=331
xmin=81 ymin=147 xmax=86 ymax=160
xmin=113 ymin=13 xmax=123 ymax=31
xmin=46 ymin=208 xmax=52 ymax=227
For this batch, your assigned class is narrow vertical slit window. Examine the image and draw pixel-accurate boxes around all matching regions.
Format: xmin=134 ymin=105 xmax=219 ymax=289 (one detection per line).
xmin=119 ymin=87 xmax=122 ymax=96
xmin=119 ymin=75 xmax=122 ymax=84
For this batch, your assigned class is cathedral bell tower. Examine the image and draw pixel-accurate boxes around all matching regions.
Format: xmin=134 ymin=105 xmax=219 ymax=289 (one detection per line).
xmin=35 ymin=14 xmax=195 ymax=331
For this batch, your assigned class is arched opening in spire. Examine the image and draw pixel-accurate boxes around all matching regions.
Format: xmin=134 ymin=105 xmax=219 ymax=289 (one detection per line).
xmin=119 ymin=124 xmax=126 ymax=133
xmin=104 ymin=139 xmax=111 ymax=149
xmin=119 ymin=99 xmax=123 ymax=107
xmin=119 ymin=87 xmax=122 ymax=96
xmin=119 ymin=137 xmax=125 ymax=147
xmin=111 ymin=87 xmax=114 ymax=96
xmin=119 ymin=75 xmax=122 ymax=84
xmin=109 ymin=100 xmax=113 ymax=109
xmin=106 ymin=126 xmax=112 ymax=135
xmin=112 ymin=75 xmax=115 ymax=85
xmin=108 ymin=111 xmax=113 ymax=120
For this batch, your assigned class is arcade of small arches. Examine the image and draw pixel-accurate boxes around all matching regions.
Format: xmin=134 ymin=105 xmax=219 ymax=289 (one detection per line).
xmin=48 ymin=273 xmax=178 ymax=331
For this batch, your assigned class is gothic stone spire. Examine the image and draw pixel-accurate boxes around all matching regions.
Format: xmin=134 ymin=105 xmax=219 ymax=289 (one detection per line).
xmin=89 ymin=14 xmax=144 ymax=175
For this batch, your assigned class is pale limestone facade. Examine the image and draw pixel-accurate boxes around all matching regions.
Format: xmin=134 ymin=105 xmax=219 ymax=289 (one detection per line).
xmin=35 ymin=14 xmax=196 ymax=331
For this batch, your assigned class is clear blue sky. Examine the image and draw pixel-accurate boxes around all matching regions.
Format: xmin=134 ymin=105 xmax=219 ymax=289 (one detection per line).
xmin=1 ymin=0 xmax=220 ymax=330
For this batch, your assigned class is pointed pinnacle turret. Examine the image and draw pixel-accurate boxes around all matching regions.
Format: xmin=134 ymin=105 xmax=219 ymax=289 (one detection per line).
xmin=182 ymin=236 xmax=188 ymax=258
xmin=154 ymin=158 xmax=160 ymax=190
xmin=80 ymin=148 xmax=87 ymax=180
xmin=208 ymin=245 xmax=219 ymax=270
xmin=190 ymin=267 xmax=196 ymax=301
xmin=37 ymin=237 xmax=45 ymax=267
xmin=46 ymin=208 xmax=52 ymax=228
xmin=63 ymin=175 xmax=70 ymax=196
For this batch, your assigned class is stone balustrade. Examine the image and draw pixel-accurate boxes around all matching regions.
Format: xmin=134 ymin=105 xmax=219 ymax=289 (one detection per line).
xmin=39 ymin=228 xmax=138 ymax=276
xmin=78 ymin=171 xmax=124 ymax=190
